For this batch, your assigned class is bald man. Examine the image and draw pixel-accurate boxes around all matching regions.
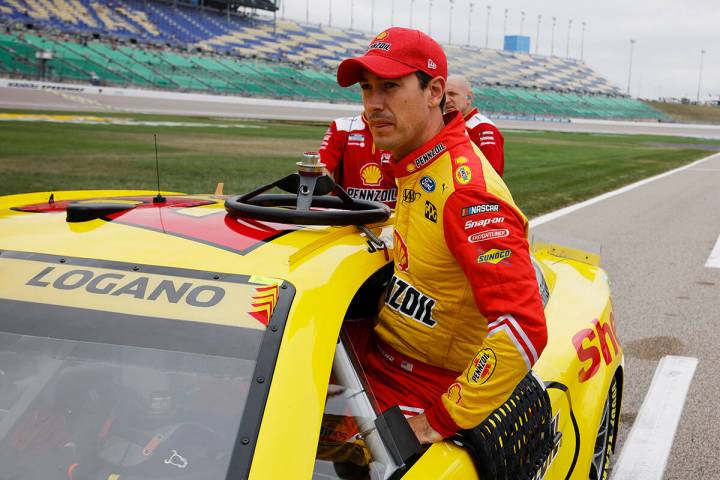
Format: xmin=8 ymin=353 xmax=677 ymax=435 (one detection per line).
xmin=445 ymin=74 xmax=505 ymax=177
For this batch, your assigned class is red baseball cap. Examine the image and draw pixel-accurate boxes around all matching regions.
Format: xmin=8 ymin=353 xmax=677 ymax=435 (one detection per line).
xmin=337 ymin=27 xmax=447 ymax=87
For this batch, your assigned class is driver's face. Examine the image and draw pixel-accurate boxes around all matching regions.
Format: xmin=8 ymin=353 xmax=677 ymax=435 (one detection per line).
xmin=360 ymin=71 xmax=434 ymax=160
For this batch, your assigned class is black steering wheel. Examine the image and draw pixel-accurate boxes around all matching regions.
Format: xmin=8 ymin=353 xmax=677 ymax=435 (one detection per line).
xmin=224 ymin=157 xmax=391 ymax=226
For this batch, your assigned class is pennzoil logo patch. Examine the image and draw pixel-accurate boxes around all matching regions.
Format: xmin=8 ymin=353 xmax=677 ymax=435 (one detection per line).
xmin=414 ymin=143 xmax=446 ymax=168
xmin=368 ymin=41 xmax=391 ymax=51
xmin=468 ymin=348 xmax=496 ymax=384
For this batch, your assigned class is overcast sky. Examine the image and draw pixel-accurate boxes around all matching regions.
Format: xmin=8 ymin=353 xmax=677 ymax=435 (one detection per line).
xmin=273 ymin=0 xmax=718 ymax=101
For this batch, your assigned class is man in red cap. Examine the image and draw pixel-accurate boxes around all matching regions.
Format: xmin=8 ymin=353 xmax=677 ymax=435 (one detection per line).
xmin=337 ymin=27 xmax=547 ymax=444
xmin=445 ymin=74 xmax=506 ymax=177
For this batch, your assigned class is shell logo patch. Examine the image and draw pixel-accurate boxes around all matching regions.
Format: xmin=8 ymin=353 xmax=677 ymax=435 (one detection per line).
xmin=360 ymin=163 xmax=383 ymax=186
xmin=375 ymin=31 xmax=389 ymax=41
xmin=394 ymin=230 xmax=409 ymax=272
xmin=476 ymin=249 xmax=512 ymax=265
xmin=468 ymin=348 xmax=496 ymax=385
xmin=455 ymin=165 xmax=472 ymax=184
xmin=446 ymin=382 xmax=462 ymax=404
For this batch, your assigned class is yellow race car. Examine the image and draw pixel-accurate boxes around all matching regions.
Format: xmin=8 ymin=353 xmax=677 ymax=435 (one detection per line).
xmin=0 ymin=159 xmax=622 ymax=480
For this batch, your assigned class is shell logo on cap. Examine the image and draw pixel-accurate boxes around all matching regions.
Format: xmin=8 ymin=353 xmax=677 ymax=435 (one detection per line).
xmin=375 ymin=31 xmax=389 ymax=41
xmin=360 ymin=163 xmax=383 ymax=186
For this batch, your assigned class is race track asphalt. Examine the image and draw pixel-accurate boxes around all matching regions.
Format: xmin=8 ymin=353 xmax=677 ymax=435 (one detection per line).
xmin=2 ymin=82 xmax=719 ymax=478
xmin=532 ymin=153 xmax=720 ymax=479
xmin=3 ymin=85 xmax=720 ymax=139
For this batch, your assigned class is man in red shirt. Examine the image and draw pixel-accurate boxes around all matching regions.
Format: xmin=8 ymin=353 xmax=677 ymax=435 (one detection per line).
xmin=445 ymin=74 xmax=506 ymax=177
xmin=319 ymin=115 xmax=397 ymax=208
xmin=336 ymin=28 xmax=546 ymax=444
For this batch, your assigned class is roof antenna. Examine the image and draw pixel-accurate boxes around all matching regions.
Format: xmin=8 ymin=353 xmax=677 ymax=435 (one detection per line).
xmin=153 ymin=134 xmax=165 ymax=204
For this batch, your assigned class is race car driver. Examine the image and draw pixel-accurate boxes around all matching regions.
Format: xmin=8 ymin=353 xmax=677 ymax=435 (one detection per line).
xmin=336 ymin=27 xmax=547 ymax=443
xmin=445 ymin=74 xmax=506 ymax=177
xmin=319 ymin=115 xmax=397 ymax=208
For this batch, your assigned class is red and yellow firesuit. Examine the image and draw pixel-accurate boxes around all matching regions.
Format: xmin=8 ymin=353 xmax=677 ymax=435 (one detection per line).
xmin=464 ymin=107 xmax=505 ymax=177
xmin=319 ymin=115 xmax=397 ymax=207
xmin=371 ymin=111 xmax=547 ymax=437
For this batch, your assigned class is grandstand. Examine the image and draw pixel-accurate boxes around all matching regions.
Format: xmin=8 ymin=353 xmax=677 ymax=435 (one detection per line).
xmin=0 ymin=0 xmax=665 ymax=120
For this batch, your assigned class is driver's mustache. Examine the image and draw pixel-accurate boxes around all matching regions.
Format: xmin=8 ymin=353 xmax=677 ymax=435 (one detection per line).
xmin=367 ymin=113 xmax=394 ymax=123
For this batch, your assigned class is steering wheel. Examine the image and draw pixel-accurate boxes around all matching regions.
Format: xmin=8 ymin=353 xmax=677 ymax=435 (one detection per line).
xmin=224 ymin=153 xmax=391 ymax=226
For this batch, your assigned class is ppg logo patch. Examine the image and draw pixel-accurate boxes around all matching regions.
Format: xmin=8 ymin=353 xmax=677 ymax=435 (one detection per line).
xmin=424 ymin=201 xmax=437 ymax=223
xmin=419 ymin=176 xmax=436 ymax=192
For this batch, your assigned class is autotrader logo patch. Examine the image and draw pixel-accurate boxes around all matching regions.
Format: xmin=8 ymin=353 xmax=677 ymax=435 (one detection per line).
xmin=468 ymin=229 xmax=509 ymax=243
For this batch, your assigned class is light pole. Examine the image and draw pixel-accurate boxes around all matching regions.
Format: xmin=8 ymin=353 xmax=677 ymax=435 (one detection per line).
xmin=328 ymin=0 xmax=332 ymax=27
xmin=580 ymin=21 xmax=586 ymax=61
xmin=550 ymin=16 xmax=556 ymax=55
xmin=391 ymin=0 xmax=395 ymax=26
xmin=428 ymin=0 xmax=433 ymax=36
xmin=350 ymin=0 xmax=354 ymax=30
xmin=535 ymin=14 xmax=541 ymax=54
xmin=503 ymin=8 xmax=508 ymax=39
xmin=520 ymin=11 xmax=525 ymax=35
xmin=566 ymin=19 xmax=572 ymax=58
xmin=467 ymin=2 xmax=474 ymax=46
xmin=627 ymin=39 xmax=636 ymax=95
xmin=371 ymin=0 xmax=375 ymax=33
xmin=485 ymin=5 xmax=491 ymax=48
xmin=697 ymin=49 xmax=706 ymax=103
xmin=410 ymin=0 xmax=415 ymax=28
xmin=448 ymin=0 xmax=454 ymax=44
xmin=305 ymin=0 xmax=309 ymax=24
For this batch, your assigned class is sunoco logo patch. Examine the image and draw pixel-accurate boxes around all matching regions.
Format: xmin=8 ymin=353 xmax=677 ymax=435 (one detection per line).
xmin=476 ymin=249 xmax=512 ymax=264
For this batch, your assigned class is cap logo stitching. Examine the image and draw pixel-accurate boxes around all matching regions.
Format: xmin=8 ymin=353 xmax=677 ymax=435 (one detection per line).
xmin=427 ymin=58 xmax=437 ymax=70
xmin=368 ymin=41 xmax=391 ymax=52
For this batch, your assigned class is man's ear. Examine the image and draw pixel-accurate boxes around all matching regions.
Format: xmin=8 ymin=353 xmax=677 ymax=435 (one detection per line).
xmin=428 ymin=76 xmax=446 ymax=108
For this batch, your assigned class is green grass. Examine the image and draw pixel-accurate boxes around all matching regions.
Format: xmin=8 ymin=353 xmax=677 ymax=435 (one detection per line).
xmin=1 ymin=110 xmax=718 ymax=218
xmin=502 ymin=130 xmax=719 ymax=217
xmin=645 ymin=101 xmax=720 ymax=125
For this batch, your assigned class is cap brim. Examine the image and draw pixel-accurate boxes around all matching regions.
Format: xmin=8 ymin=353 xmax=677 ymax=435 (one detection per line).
xmin=337 ymin=55 xmax=418 ymax=87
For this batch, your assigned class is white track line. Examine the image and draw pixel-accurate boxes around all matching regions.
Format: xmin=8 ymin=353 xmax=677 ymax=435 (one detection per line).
xmin=705 ymin=234 xmax=720 ymax=268
xmin=530 ymin=152 xmax=720 ymax=228
xmin=611 ymin=355 xmax=698 ymax=480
